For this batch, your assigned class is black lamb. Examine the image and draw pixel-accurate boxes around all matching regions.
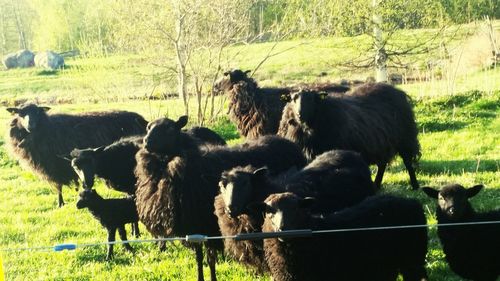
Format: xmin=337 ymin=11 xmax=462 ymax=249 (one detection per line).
xmin=251 ymin=192 xmax=428 ymax=281
xmin=278 ymin=83 xmax=421 ymax=190
xmin=76 ymin=189 xmax=139 ymax=260
xmin=423 ymin=184 xmax=500 ymax=281
xmin=214 ymin=69 xmax=350 ymax=139
xmin=5 ymin=104 xmax=147 ymax=207
xmin=214 ymin=150 xmax=376 ymax=273
xmin=134 ymin=116 xmax=306 ymax=281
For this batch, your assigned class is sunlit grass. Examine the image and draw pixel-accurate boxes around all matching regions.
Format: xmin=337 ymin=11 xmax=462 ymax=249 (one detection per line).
xmin=0 ymin=32 xmax=499 ymax=280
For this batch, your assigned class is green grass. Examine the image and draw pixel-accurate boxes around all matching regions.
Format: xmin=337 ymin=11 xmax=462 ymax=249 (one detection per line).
xmin=0 ymin=31 xmax=499 ymax=280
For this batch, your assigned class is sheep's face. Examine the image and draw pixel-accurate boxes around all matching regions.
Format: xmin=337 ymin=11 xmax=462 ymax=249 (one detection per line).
xmin=251 ymin=193 xmax=314 ymax=232
xmin=76 ymin=189 xmax=102 ymax=209
xmin=143 ymin=116 xmax=188 ymax=156
xmin=219 ymin=170 xmax=253 ymax=218
xmin=289 ymin=91 xmax=322 ymax=126
xmin=213 ymin=69 xmax=251 ymax=93
xmin=422 ymin=184 xmax=483 ymax=220
xmin=6 ymin=104 xmax=50 ymax=133
xmin=70 ymin=147 xmax=104 ymax=189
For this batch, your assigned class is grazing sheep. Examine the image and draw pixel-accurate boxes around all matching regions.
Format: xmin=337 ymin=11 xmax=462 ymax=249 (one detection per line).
xmin=214 ymin=150 xmax=375 ymax=273
xmin=278 ymin=83 xmax=421 ymax=189
xmin=134 ymin=116 xmax=306 ymax=281
xmin=423 ymin=184 xmax=500 ymax=281
xmin=213 ymin=69 xmax=350 ymax=139
xmin=5 ymin=104 xmax=147 ymax=207
xmin=251 ymin=192 xmax=428 ymax=281
xmin=76 ymin=189 xmax=139 ymax=260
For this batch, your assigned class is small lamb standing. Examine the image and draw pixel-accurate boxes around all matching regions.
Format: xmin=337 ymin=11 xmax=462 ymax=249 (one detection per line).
xmin=423 ymin=184 xmax=500 ymax=281
xmin=76 ymin=189 xmax=139 ymax=260
xmin=6 ymin=104 xmax=147 ymax=207
xmin=278 ymin=83 xmax=421 ymax=190
xmin=251 ymin=192 xmax=428 ymax=281
xmin=214 ymin=150 xmax=376 ymax=273
xmin=214 ymin=69 xmax=350 ymax=139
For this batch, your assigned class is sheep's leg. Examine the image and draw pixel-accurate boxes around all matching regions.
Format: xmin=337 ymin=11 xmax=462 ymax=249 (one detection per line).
xmin=402 ymin=157 xmax=419 ymax=190
xmin=132 ymin=222 xmax=141 ymax=238
xmin=195 ymin=245 xmax=205 ymax=281
xmin=158 ymin=240 xmax=167 ymax=252
xmin=118 ymin=225 xmax=134 ymax=252
xmin=106 ymin=228 xmax=116 ymax=260
xmin=56 ymin=184 xmax=65 ymax=208
xmin=374 ymin=162 xmax=387 ymax=189
xmin=207 ymin=247 xmax=217 ymax=281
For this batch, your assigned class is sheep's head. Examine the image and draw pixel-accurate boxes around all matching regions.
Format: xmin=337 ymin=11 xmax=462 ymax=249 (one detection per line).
xmin=219 ymin=166 xmax=267 ymax=218
xmin=213 ymin=69 xmax=252 ymax=93
xmin=70 ymin=147 xmax=105 ymax=189
xmin=6 ymin=104 xmax=50 ymax=133
xmin=143 ymin=116 xmax=188 ymax=156
xmin=288 ymin=90 xmax=327 ymax=126
xmin=248 ymin=192 xmax=315 ymax=232
xmin=422 ymin=184 xmax=484 ymax=221
xmin=76 ymin=189 xmax=103 ymax=209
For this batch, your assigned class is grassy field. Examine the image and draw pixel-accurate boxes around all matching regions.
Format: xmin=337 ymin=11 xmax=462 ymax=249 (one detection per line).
xmin=0 ymin=30 xmax=499 ymax=280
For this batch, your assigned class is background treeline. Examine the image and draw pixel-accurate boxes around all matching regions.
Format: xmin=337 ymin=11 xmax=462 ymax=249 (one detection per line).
xmin=0 ymin=0 xmax=498 ymax=56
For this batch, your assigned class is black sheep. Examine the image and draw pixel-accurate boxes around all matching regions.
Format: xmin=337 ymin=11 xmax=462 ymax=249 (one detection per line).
xmin=278 ymin=83 xmax=421 ymax=190
xmin=214 ymin=150 xmax=375 ymax=273
xmin=5 ymin=104 xmax=147 ymax=207
xmin=69 ymin=123 xmax=225 ymax=194
xmin=134 ymin=116 xmax=306 ymax=281
xmin=76 ymin=189 xmax=139 ymax=260
xmin=251 ymin=192 xmax=428 ymax=281
xmin=69 ymin=125 xmax=224 ymax=239
xmin=214 ymin=69 xmax=350 ymax=139
xmin=423 ymin=184 xmax=500 ymax=281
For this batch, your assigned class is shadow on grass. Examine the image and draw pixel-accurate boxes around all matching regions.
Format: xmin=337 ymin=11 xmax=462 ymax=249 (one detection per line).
xmin=75 ymin=247 xmax=134 ymax=265
xmin=37 ymin=70 xmax=59 ymax=76
xmin=418 ymin=120 xmax=467 ymax=132
xmin=418 ymin=159 xmax=499 ymax=175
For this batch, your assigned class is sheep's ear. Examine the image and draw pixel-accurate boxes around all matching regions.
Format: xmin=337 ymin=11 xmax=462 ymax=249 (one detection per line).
xmin=246 ymin=201 xmax=267 ymax=213
xmin=223 ymin=71 xmax=230 ymax=76
xmin=299 ymin=197 xmax=316 ymax=209
xmin=280 ymin=93 xmax=291 ymax=102
xmin=40 ymin=106 xmax=51 ymax=112
xmin=251 ymin=167 xmax=268 ymax=185
xmin=466 ymin=184 xmax=483 ymax=198
xmin=244 ymin=70 xmax=251 ymax=75
xmin=422 ymin=187 xmax=439 ymax=199
xmin=6 ymin=108 xmax=19 ymax=115
xmin=176 ymin=115 xmax=188 ymax=129
xmin=93 ymin=146 xmax=105 ymax=154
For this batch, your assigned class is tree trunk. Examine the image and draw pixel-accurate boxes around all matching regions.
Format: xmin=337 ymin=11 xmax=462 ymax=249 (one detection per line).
xmin=173 ymin=7 xmax=189 ymax=116
xmin=372 ymin=0 xmax=387 ymax=83
xmin=11 ymin=0 xmax=27 ymax=49
xmin=0 ymin=6 xmax=6 ymax=54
